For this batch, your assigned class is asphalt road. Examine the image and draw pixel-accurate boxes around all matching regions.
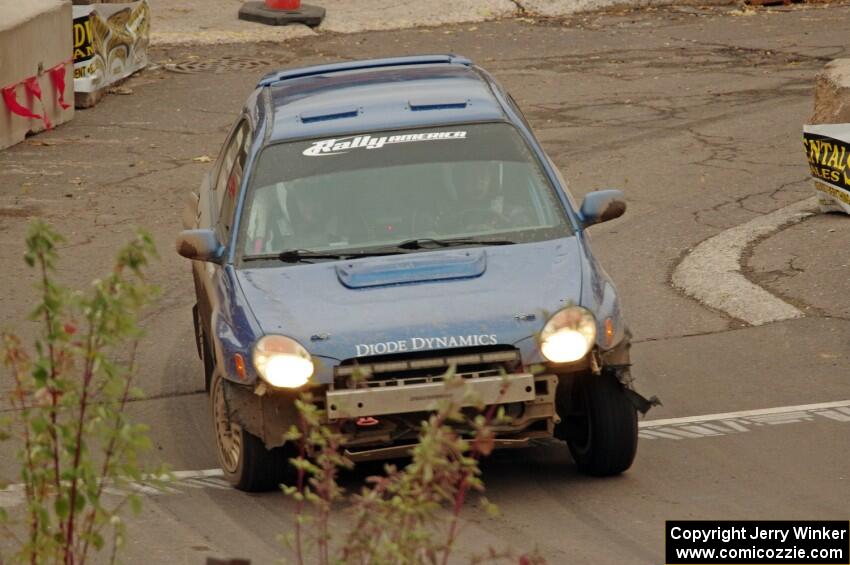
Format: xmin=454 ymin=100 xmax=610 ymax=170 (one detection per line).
xmin=1 ymin=4 xmax=849 ymax=563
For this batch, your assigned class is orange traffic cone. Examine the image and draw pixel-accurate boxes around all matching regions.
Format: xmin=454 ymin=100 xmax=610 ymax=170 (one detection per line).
xmin=265 ymin=0 xmax=299 ymax=8
xmin=239 ymin=0 xmax=325 ymax=26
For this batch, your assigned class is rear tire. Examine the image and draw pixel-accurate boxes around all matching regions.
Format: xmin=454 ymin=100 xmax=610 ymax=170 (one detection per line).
xmin=211 ymin=375 xmax=291 ymax=492
xmin=565 ymin=373 xmax=638 ymax=476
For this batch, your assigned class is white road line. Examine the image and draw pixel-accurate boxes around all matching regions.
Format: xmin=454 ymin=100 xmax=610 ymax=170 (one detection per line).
xmin=817 ymin=409 xmax=850 ymax=422
xmin=171 ymin=469 xmax=223 ymax=479
xmin=105 ymin=400 xmax=850 ymax=481
xmin=639 ymin=429 xmax=683 ymax=440
xmin=639 ymin=399 xmax=850 ymax=428
xmin=680 ymin=425 xmax=723 ymax=436
xmin=2 ymin=399 xmax=848 ymax=507
xmin=672 ymin=197 xmax=817 ymax=326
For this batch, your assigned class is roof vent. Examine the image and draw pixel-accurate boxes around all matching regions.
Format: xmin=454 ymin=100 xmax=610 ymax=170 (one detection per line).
xmin=299 ymin=108 xmax=360 ymax=123
xmin=407 ymin=98 xmax=469 ymax=112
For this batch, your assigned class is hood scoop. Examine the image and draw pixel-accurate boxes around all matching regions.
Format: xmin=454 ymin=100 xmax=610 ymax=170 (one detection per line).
xmin=336 ymin=250 xmax=486 ymax=289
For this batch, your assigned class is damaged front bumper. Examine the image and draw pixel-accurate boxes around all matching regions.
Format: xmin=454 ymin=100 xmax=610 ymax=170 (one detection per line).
xmin=326 ymin=373 xmax=535 ymax=420
xmin=224 ymin=371 xmax=562 ymax=457
xmin=222 ymin=340 xmax=656 ymax=459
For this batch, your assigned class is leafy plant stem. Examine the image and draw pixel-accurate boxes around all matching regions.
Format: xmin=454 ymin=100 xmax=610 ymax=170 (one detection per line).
xmin=62 ymin=319 xmax=98 ymax=565
xmin=79 ymin=342 xmax=139 ymax=563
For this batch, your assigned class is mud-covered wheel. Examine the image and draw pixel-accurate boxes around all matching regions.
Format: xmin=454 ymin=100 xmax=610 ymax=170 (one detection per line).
xmin=566 ymin=373 xmax=638 ymax=476
xmin=211 ymin=375 xmax=289 ymax=492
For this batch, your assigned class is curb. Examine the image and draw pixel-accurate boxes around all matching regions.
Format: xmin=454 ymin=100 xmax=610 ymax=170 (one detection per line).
xmin=672 ymin=198 xmax=818 ymax=326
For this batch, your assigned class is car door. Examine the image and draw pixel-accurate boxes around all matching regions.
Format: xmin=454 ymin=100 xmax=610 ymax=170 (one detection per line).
xmin=195 ymin=117 xmax=252 ymax=345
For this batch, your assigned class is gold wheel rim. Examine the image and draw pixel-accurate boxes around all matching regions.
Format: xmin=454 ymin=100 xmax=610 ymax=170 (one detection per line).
xmin=213 ymin=378 xmax=242 ymax=474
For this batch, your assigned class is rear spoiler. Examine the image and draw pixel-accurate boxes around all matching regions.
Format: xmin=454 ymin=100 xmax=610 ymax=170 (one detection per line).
xmin=257 ymin=54 xmax=473 ymax=87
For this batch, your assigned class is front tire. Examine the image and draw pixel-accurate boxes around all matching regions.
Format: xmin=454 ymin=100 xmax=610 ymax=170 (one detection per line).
xmin=565 ymin=373 xmax=638 ymax=476
xmin=211 ymin=375 xmax=289 ymax=492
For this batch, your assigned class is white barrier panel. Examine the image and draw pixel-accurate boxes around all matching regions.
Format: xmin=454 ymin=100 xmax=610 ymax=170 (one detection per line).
xmin=803 ymin=123 xmax=850 ymax=215
xmin=72 ymin=0 xmax=150 ymax=95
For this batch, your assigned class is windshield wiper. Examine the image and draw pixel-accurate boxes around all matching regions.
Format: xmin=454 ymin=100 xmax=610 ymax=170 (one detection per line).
xmin=243 ymin=239 xmax=515 ymax=263
xmin=395 ymin=237 xmax=516 ymax=250
xmin=243 ymin=249 xmax=406 ymax=264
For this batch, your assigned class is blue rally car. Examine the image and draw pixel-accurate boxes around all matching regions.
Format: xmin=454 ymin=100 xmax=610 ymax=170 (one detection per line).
xmin=177 ymin=55 xmax=652 ymax=491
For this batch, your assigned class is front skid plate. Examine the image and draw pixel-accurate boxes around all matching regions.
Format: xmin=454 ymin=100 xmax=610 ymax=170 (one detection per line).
xmin=326 ymin=373 xmax=535 ymax=420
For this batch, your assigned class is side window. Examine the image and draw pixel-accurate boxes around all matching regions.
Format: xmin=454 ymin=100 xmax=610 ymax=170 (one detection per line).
xmin=215 ymin=120 xmax=250 ymax=241
xmin=214 ymin=121 xmax=245 ymax=198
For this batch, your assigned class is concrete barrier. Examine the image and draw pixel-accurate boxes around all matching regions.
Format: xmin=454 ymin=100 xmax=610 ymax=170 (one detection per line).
xmin=810 ymin=59 xmax=850 ymax=125
xmin=0 ymin=0 xmax=74 ymax=151
xmin=0 ymin=0 xmax=74 ymax=149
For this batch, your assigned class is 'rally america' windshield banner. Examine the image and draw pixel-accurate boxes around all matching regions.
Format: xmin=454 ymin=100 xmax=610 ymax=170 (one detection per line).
xmin=803 ymin=123 xmax=850 ymax=214
xmin=303 ymin=131 xmax=467 ymax=156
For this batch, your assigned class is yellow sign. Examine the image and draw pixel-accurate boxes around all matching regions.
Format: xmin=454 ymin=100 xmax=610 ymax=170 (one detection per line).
xmin=802 ymin=134 xmax=850 ymax=190
xmin=72 ymin=16 xmax=94 ymax=63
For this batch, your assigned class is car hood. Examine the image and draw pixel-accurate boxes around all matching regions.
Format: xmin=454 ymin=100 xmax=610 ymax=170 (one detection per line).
xmin=236 ymin=238 xmax=583 ymax=361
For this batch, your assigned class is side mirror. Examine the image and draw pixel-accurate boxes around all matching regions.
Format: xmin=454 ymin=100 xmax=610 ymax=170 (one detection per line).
xmin=176 ymin=229 xmax=223 ymax=263
xmin=579 ymin=189 xmax=626 ymax=228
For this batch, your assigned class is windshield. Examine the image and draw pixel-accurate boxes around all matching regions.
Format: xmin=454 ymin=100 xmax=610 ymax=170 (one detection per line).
xmin=240 ymin=123 xmax=572 ymax=257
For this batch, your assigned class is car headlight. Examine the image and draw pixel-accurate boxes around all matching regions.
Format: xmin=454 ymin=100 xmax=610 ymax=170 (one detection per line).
xmin=253 ymin=335 xmax=314 ymax=388
xmin=539 ymin=307 xmax=597 ymax=363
